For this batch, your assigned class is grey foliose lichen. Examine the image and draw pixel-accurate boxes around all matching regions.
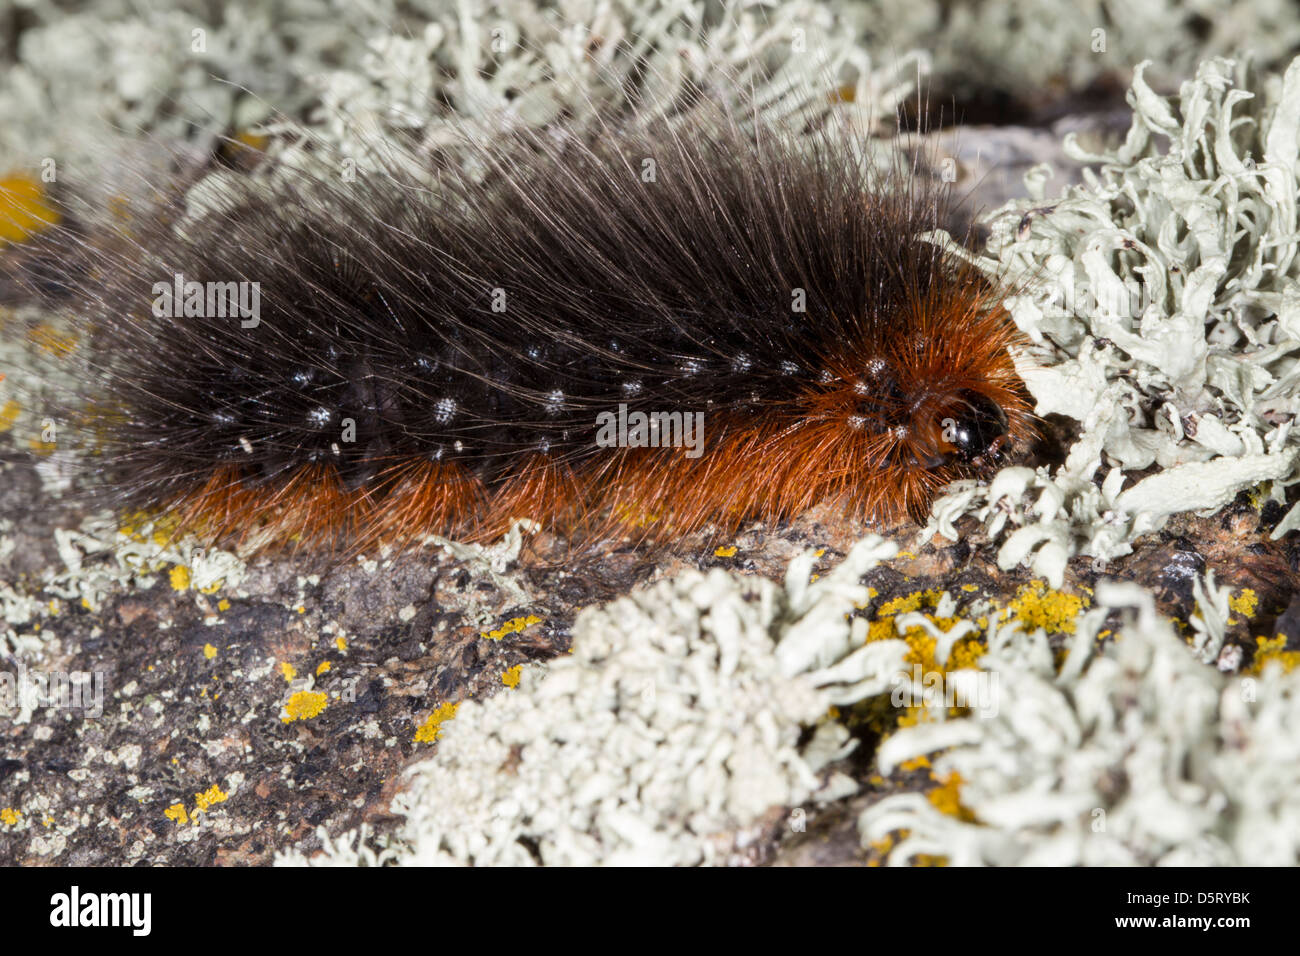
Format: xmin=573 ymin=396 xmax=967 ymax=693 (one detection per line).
xmin=927 ymin=54 xmax=1300 ymax=586
xmin=0 ymin=0 xmax=386 ymax=168
xmin=846 ymin=0 xmax=1300 ymax=102
xmin=9 ymin=0 xmax=1299 ymax=177
xmin=862 ymin=576 xmax=1300 ymax=866
xmin=267 ymin=0 xmax=924 ymax=182
xmin=0 ymin=0 xmax=923 ymax=172
xmin=278 ymin=536 xmax=908 ymax=866
xmin=276 ymin=532 xmax=1298 ymax=869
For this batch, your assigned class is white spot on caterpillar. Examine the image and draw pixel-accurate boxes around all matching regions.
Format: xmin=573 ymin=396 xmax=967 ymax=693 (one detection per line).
xmin=291 ymin=369 xmax=312 ymax=386
xmin=853 ymin=380 xmax=869 ymax=395
xmin=435 ymin=397 xmax=457 ymax=423
xmin=307 ymin=406 xmax=331 ymax=427
xmin=779 ymin=361 xmax=799 ymax=375
xmin=453 ymin=440 xmax=465 ymax=452
xmin=848 ymin=415 xmax=866 ymax=430
xmin=622 ymin=380 xmax=642 ymax=395
xmin=732 ymin=354 xmax=752 ymax=373
xmin=865 ymin=357 xmax=888 ymax=376
xmin=238 ymin=437 xmax=254 ymax=454
xmin=546 ymin=389 xmax=564 ymax=414
xmin=819 ymin=370 xmax=835 ymax=384
xmin=680 ymin=359 xmax=703 ymax=376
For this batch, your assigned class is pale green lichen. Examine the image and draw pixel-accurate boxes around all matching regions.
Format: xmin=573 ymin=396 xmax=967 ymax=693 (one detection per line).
xmin=279 ymin=537 xmax=905 ymax=866
xmin=0 ymin=0 xmax=928 ymax=203
xmin=174 ymin=0 xmax=931 ymax=215
xmin=6 ymin=0 xmax=1297 ymax=181
xmin=0 ymin=0 xmax=449 ymax=171
xmin=278 ymin=530 xmax=1300 ymax=868
xmin=847 ymin=0 xmax=1300 ymax=103
xmin=47 ymin=512 xmax=247 ymax=614
xmin=861 ymin=574 xmax=1300 ymax=865
xmin=928 ymin=53 xmax=1300 ymax=585
xmin=284 ymin=0 xmax=925 ymax=166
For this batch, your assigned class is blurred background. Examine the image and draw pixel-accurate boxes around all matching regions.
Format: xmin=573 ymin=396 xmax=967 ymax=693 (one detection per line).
xmin=3 ymin=0 xmax=1298 ymax=203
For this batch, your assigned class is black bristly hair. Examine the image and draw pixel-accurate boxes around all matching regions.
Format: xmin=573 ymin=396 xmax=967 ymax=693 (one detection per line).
xmin=2 ymin=80 xmax=1033 ymax=555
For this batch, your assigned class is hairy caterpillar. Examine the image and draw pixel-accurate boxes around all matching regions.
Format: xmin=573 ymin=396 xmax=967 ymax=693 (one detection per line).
xmin=4 ymin=92 xmax=1033 ymax=557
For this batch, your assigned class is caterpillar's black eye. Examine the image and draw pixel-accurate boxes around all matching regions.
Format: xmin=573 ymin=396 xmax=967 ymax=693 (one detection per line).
xmin=944 ymin=390 xmax=1009 ymax=463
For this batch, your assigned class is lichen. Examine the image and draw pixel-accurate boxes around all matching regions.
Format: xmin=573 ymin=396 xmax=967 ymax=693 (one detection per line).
xmin=0 ymin=173 xmax=59 ymax=245
xmin=193 ymin=784 xmax=228 ymax=813
xmin=281 ymin=690 xmax=328 ymax=724
xmin=1252 ymin=635 xmax=1300 ymax=674
xmin=1228 ymin=588 xmax=1259 ymax=621
xmin=926 ymin=773 xmax=975 ymax=823
xmin=929 ymin=54 xmax=1300 ymax=584
xmin=480 ymin=615 xmax=542 ymax=641
xmin=861 ymin=575 xmax=1300 ymax=865
xmin=281 ymin=536 xmax=903 ymax=866
xmin=275 ymin=0 xmax=925 ymax=180
xmin=1003 ymin=581 xmax=1087 ymax=635
xmin=413 ymin=701 xmax=460 ymax=744
xmin=848 ymin=0 xmax=1300 ymax=105
xmin=855 ymin=587 xmax=990 ymax=732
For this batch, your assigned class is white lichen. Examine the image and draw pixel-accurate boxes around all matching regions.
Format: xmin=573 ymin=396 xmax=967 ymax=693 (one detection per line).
xmin=929 ymin=53 xmax=1300 ymax=584
xmin=291 ymin=0 xmax=924 ymax=164
xmin=861 ymin=576 xmax=1300 ymax=866
xmin=279 ymin=536 xmax=907 ymax=866
xmin=847 ymin=0 xmax=1300 ymax=102
xmin=0 ymin=0 xmax=446 ymax=171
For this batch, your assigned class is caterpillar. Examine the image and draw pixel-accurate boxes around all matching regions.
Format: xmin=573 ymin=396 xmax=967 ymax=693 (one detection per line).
xmin=4 ymin=91 xmax=1033 ymax=558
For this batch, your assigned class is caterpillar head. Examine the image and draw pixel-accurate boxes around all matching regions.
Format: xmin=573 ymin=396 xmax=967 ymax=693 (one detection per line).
xmin=938 ymin=389 xmax=1010 ymax=464
xmin=886 ymin=279 xmax=1032 ymax=481
xmin=885 ymin=385 xmax=1016 ymax=476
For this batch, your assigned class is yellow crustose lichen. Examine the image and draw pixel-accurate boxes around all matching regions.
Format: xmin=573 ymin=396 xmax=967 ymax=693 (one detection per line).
xmin=481 ymin=615 xmax=542 ymax=640
xmin=856 ymin=581 xmax=1090 ymax=736
xmin=1252 ymin=635 xmax=1300 ymax=674
xmin=1002 ymin=580 xmax=1087 ymax=635
xmin=282 ymin=690 xmax=328 ymax=723
xmin=0 ymin=174 xmax=60 ymax=246
xmin=414 ymin=701 xmax=459 ymax=743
